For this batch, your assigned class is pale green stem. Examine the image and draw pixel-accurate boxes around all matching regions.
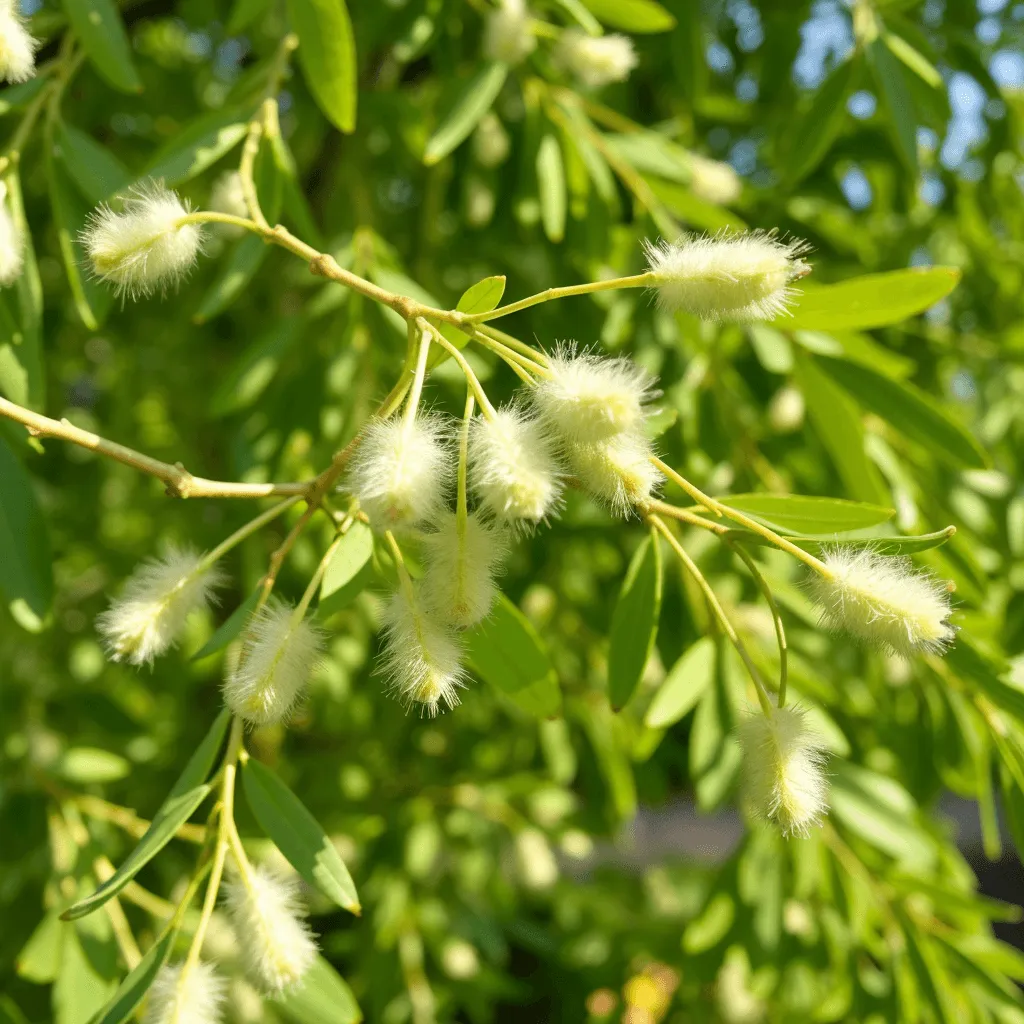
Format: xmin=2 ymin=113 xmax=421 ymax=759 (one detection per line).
xmin=384 ymin=530 xmax=415 ymax=604
xmin=181 ymin=717 xmax=244 ymax=979
xmin=727 ymin=538 xmax=789 ymax=707
xmin=474 ymin=323 xmax=550 ymax=365
xmin=403 ymin=326 xmax=433 ymax=432
xmin=238 ymin=117 xmax=269 ymax=231
xmin=199 ymin=496 xmax=302 ymax=572
xmin=294 ymin=532 xmax=344 ymax=620
xmin=651 ymin=456 xmax=830 ymax=576
xmin=642 ymin=498 xmax=729 ymax=536
xmin=466 ymin=273 xmax=654 ymax=323
xmin=649 ymin=514 xmax=773 ymax=715
xmin=457 ymin=392 xmax=474 ymax=533
xmin=470 ymin=330 xmax=549 ymax=380
xmin=421 ymin=321 xmax=497 ymax=419
xmin=177 ymin=211 xmax=260 ymax=233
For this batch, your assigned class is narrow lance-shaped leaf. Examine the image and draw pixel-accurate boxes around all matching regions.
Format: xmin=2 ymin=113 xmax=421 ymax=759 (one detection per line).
xmin=191 ymin=589 xmax=261 ymax=661
xmin=782 ymin=56 xmax=856 ymax=185
xmin=62 ymin=711 xmax=230 ymax=920
xmin=536 ymin=134 xmax=567 ymax=244
xmin=424 ymin=63 xmax=508 ymax=166
xmin=722 ymin=494 xmax=895 ymax=535
xmin=465 ymin=594 xmax=562 ymax=718
xmin=271 ymin=956 xmax=362 ymax=1024
xmin=86 ymin=926 xmax=178 ymax=1024
xmin=645 ymin=637 xmax=716 ymax=729
xmin=143 ymin=109 xmax=252 ymax=185
xmin=813 ymin=354 xmax=988 ymax=470
xmin=287 ymin=0 xmax=358 ymax=133
xmin=241 ymin=758 xmax=361 ymax=914
xmin=61 ymin=0 xmax=142 ymax=94
xmin=608 ymin=533 xmax=663 ymax=710
xmin=580 ymin=0 xmax=676 ymax=33
xmin=784 ymin=267 xmax=960 ymax=331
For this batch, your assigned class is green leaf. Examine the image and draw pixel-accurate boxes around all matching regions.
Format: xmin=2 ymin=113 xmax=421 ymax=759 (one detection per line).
xmin=580 ymin=0 xmax=676 ymax=33
xmin=5 ymin=172 xmax=43 ymax=409
xmin=210 ymin=318 xmax=302 ymax=415
xmin=57 ymin=748 xmax=131 ymax=784
xmin=318 ymin=522 xmax=374 ymax=618
xmin=536 ymin=134 xmax=567 ymax=243
xmin=242 ymin=758 xmax=361 ymax=914
xmin=191 ymin=589 xmax=260 ymax=661
xmin=63 ymin=712 xmax=230 ymax=920
xmin=813 ymin=355 xmax=988 ymax=470
xmin=143 ymin=110 xmax=251 ymax=186
xmin=193 ymin=235 xmax=267 ymax=323
xmin=438 ymin=274 xmax=506 ymax=352
xmin=782 ymin=56 xmax=856 ymax=185
xmin=272 ymin=956 xmax=362 ymax=1024
xmin=228 ymin=0 xmax=273 ymax=34
xmin=608 ymin=535 xmax=662 ymax=710
xmin=47 ymin=154 xmax=110 ymax=331
xmin=0 ymin=436 xmax=53 ymax=629
xmin=947 ymin=641 xmax=1024 ymax=728
xmin=61 ymin=0 xmax=142 ymax=94
xmin=884 ymin=32 xmax=942 ymax=88
xmin=54 ymin=922 xmax=116 ymax=1024
xmin=55 ymin=123 xmax=131 ymax=206
xmin=829 ymin=760 xmax=935 ymax=867
xmin=793 ymin=351 xmax=888 ymax=505
xmin=784 ymin=268 xmax=960 ymax=331
xmin=723 ymin=494 xmax=894 ymax=535
xmin=86 ymin=927 xmax=177 ymax=1024
xmin=16 ymin=911 xmax=63 ymax=983
xmin=288 ymin=0 xmax=358 ymax=133
xmin=727 ymin=525 xmax=956 ymax=558
xmin=645 ymin=637 xmax=716 ymax=728
xmin=867 ymin=35 xmax=918 ymax=174
xmin=465 ymin=594 xmax=562 ymax=718
xmin=0 ymin=77 xmax=49 ymax=116
xmin=424 ymin=63 xmax=508 ymax=166
xmin=682 ymin=892 xmax=734 ymax=954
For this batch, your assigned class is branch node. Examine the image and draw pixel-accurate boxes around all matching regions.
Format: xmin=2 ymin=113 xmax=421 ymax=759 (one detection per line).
xmin=309 ymin=253 xmax=331 ymax=278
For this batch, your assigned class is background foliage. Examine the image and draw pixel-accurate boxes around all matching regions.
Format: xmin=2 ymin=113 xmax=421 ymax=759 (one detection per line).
xmin=3 ymin=0 xmax=1024 ymax=1021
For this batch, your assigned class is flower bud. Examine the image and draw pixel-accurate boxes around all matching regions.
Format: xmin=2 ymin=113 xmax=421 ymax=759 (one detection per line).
xmin=738 ymin=705 xmax=828 ymax=837
xmin=566 ymin=433 xmax=660 ymax=516
xmin=531 ymin=347 xmax=655 ymax=443
xmin=97 ymin=547 xmax=224 ymax=666
xmin=143 ymin=961 xmax=226 ymax=1024
xmin=0 ymin=3 xmax=37 ymax=85
xmin=807 ymin=548 xmax=954 ymax=657
xmin=223 ymin=599 xmax=324 ymax=726
xmin=381 ymin=585 xmax=465 ymax=716
xmin=687 ymin=153 xmax=743 ymax=205
xmin=82 ymin=183 xmax=204 ymax=298
xmin=209 ymin=170 xmax=248 ymax=237
xmin=473 ymin=112 xmax=510 ymax=168
xmin=483 ymin=0 xmax=536 ymax=66
xmin=644 ymin=231 xmax=811 ymax=321
xmin=421 ymin=511 xmax=506 ymax=628
xmin=555 ymin=29 xmax=637 ymax=88
xmin=224 ymin=866 xmax=317 ymax=995
xmin=0 ymin=181 xmax=22 ymax=286
xmin=347 ymin=415 xmax=452 ymax=532
xmin=469 ymin=407 xmax=562 ymax=526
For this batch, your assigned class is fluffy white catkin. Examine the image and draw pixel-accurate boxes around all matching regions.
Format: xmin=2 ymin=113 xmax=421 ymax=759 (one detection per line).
xmin=143 ymin=960 xmax=226 ymax=1024
xmin=0 ymin=2 xmax=37 ymax=85
xmin=97 ymin=547 xmax=223 ymax=666
xmin=224 ymin=866 xmax=317 ymax=994
xmin=644 ymin=231 xmax=811 ymax=321
xmin=469 ymin=407 xmax=562 ymax=526
xmin=421 ymin=511 xmax=507 ymax=628
xmin=556 ymin=29 xmax=637 ymax=88
xmin=347 ymin=414 xmax=451 ymax=531
xmin=566 ymin=432 xmax=661 ymax=517
xmin=381 ymin=585 xmax=466 ymax=715
xmin=738 ymin=705 xmax=828 ymax=836
xmin=0 ymin=182 xmax=22 ymax=286
xmin=82 ymin=182 xmax=204 ymax=298
xmin=223 ymin=599 xmax=324 ymax=726
xmin=483 ymin=0 xmax=536 ymax=66
xmin=807 ymin=547 xmax=955 ymax=657
xmin=531 ymin=347 xmax=656 ymax=443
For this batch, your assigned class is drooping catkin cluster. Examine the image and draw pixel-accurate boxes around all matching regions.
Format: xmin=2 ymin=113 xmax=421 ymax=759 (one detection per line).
xmin=645 ymin=231 xmax=811 ymax=320
xmin=555 ymin=28 xmax=637 ymax=88
xmin=0 ymin=0 xmax=37 ymax=85
xmin=143 ymin=961 xmax=226 ymax=1024
xmin=738 ymin=705 xmax=828 ymax=837
xmin=532 ymin=346 xmax=661 ymax=515
xmin=483 ymin=0 xmax=536 ymax=66
xmin=97 ymin=547 xmax=224 ymax=666
xmin=807 ymin=547 xmax=955 ymax=657
xmin=223 ymin=866 xmax=317 ymax=994
xmin=82 ymin=182 xmax=204 ymax=298
xmin=223 ymin=599 xmax=325 ymax=726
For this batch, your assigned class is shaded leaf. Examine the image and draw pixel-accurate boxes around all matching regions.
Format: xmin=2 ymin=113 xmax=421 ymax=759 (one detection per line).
xmin=424 ymin=63 xmax=507 ymax=166
xmin=87 ymin=927 xmax=177 ymax=1024
xmin=61 ymin=0 xmax=141 ymax=94
xmin=608 ymin=534 xmax=662 ymax=710
xmin=191 ymin=590 xmax=261 ymax=661
xmin=144 ymin=110 xmax=251 ymax=185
